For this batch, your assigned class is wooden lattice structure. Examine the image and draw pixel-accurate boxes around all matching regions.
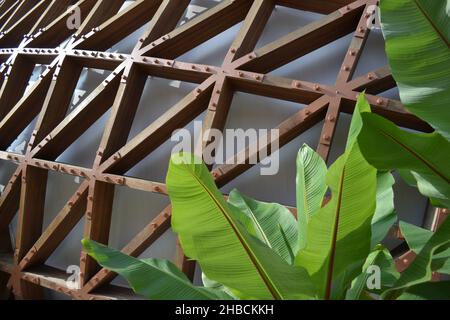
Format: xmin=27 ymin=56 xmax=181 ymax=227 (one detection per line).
xmin=0 ymin=0 xmax=447 ymax=300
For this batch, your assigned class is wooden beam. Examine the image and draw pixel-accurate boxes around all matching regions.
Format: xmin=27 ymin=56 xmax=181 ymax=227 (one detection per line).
xmin=0 ymin=53 xmax=35 ymax=119
xmin=80 ymin=180 xmax=114 ymax=285
xmin=223 ymin=0 xmax=275 ymax=66
xmin=140 ymin=0 xmax=253 ymax=59
xmin=231 ymin=2 xmax=365 ymax=73
xmin=134 ymin=0 xmax=190 ymax=51
xmin=100 ymin=77 xmax=215 ymax=174
xmin=14 ymin=165 xmax=48 ymax=263
xmin=277 ymin=0 xmax=356 ymax=14
xmin=73 ymin=0 xmax=163 ymax=51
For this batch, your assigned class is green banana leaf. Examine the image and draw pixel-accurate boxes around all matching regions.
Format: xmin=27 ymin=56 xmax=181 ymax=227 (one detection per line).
xmin=346 ymin=246 xmax=399 ymax=300
xmin=380 ymin=0 xmax=450 ymax=141
xmin=81 ymin=239 xmax=231 ymax=300
xmin=400 ymin=221 xmax=433 ymax=253
xmin=227 ymin=189 xmax=298 ymax=264
xmin=330 ymin=259 xmax=366 ymax=300
xmin=357 ymin=112 xmax=450 ymax=208
xmin=295 ymin=94 xmax=377 ymax=299
xmin=166 ymin=152 xmax=316 ymax=300
xmin=371 ymin=172 xmax=397 ymax=248
xmin=400 ymin=221 xmax=450 ymax=274
xmin=397 ymin=281 xmax=450 ymax=300
xmin=201 ymin=273 xmax=238 ymax=299
xmin=432 ymin=246 xmax=450 ymax=274
xmin=296 ymin=144 xmax=327 ymax=251
xmin=383 ymin=217 xmax=450 ymax=299
xmin=398 ymin=169 xmax=448 ymax=208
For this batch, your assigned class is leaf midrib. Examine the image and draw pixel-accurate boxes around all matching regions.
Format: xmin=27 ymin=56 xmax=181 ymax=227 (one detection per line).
xmin=324 ymin=165 xmax=346 ymax=300
xmin=240 ymin=197 xmax=273 ymax=248
xmin=188 ymin=166 xmax=283 ymax=300
xmin=377 ymin=129 xmax=450 ymax=184
xmin=413 ymin=0 xmax=449 ymax=48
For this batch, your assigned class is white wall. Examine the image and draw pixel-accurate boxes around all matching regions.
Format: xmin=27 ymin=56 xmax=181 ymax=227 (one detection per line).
xmin=0 ymin=1 xmax=428 ymax=298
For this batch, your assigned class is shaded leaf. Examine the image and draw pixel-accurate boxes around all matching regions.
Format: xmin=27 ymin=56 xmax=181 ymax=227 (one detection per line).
xmin=346 ymin=246 xmax=399 ymax=300
xmin=357 ymin=112 xmax=450 ymax=207
xmin=81 ymin=239 xmax=230 ymax=300
xmin=397 ymin=281 xmax=450 ymax=300
xmin=228 ymin=189 xmax=298 ymax=264
xmin=384 ymin=218 xmax=450 ymax=299
xmin=380 ymin=0 xmax=450 ymax=140
xmin=371 ymin=172 xmax=397 ymax=248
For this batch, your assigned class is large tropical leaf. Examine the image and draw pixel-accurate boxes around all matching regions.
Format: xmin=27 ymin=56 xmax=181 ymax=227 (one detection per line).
xmin=400 ymin=221 xmax=450 ymax=275
xmin=397 ymin=281 xmax=450 ymax=300
xmin=227 ymin=189 xmax=298 ymax=264
xmin=295 ymin=94 xmax=377 ymax=299
xmin=81 ymin=239 xmax=231 ymax=300
xmin=432 ymin=246 xmax=450 ymax=274
xmin=357 ymin=112 xmax=450 ymax=207
xmin=371 ymin=172 xmax=397 ymax=248
xmin=400 ymin=221 xmax=433 ymax=253
xmin=380 ymin=0 xmax=450 ymax=141
xmin=166 ymin=153 xmax=316 ymax=300
xmin=296 ymin=144 xmax=327 ymax=251
xmin=383 ymin=217 xmax=450 ymax=299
